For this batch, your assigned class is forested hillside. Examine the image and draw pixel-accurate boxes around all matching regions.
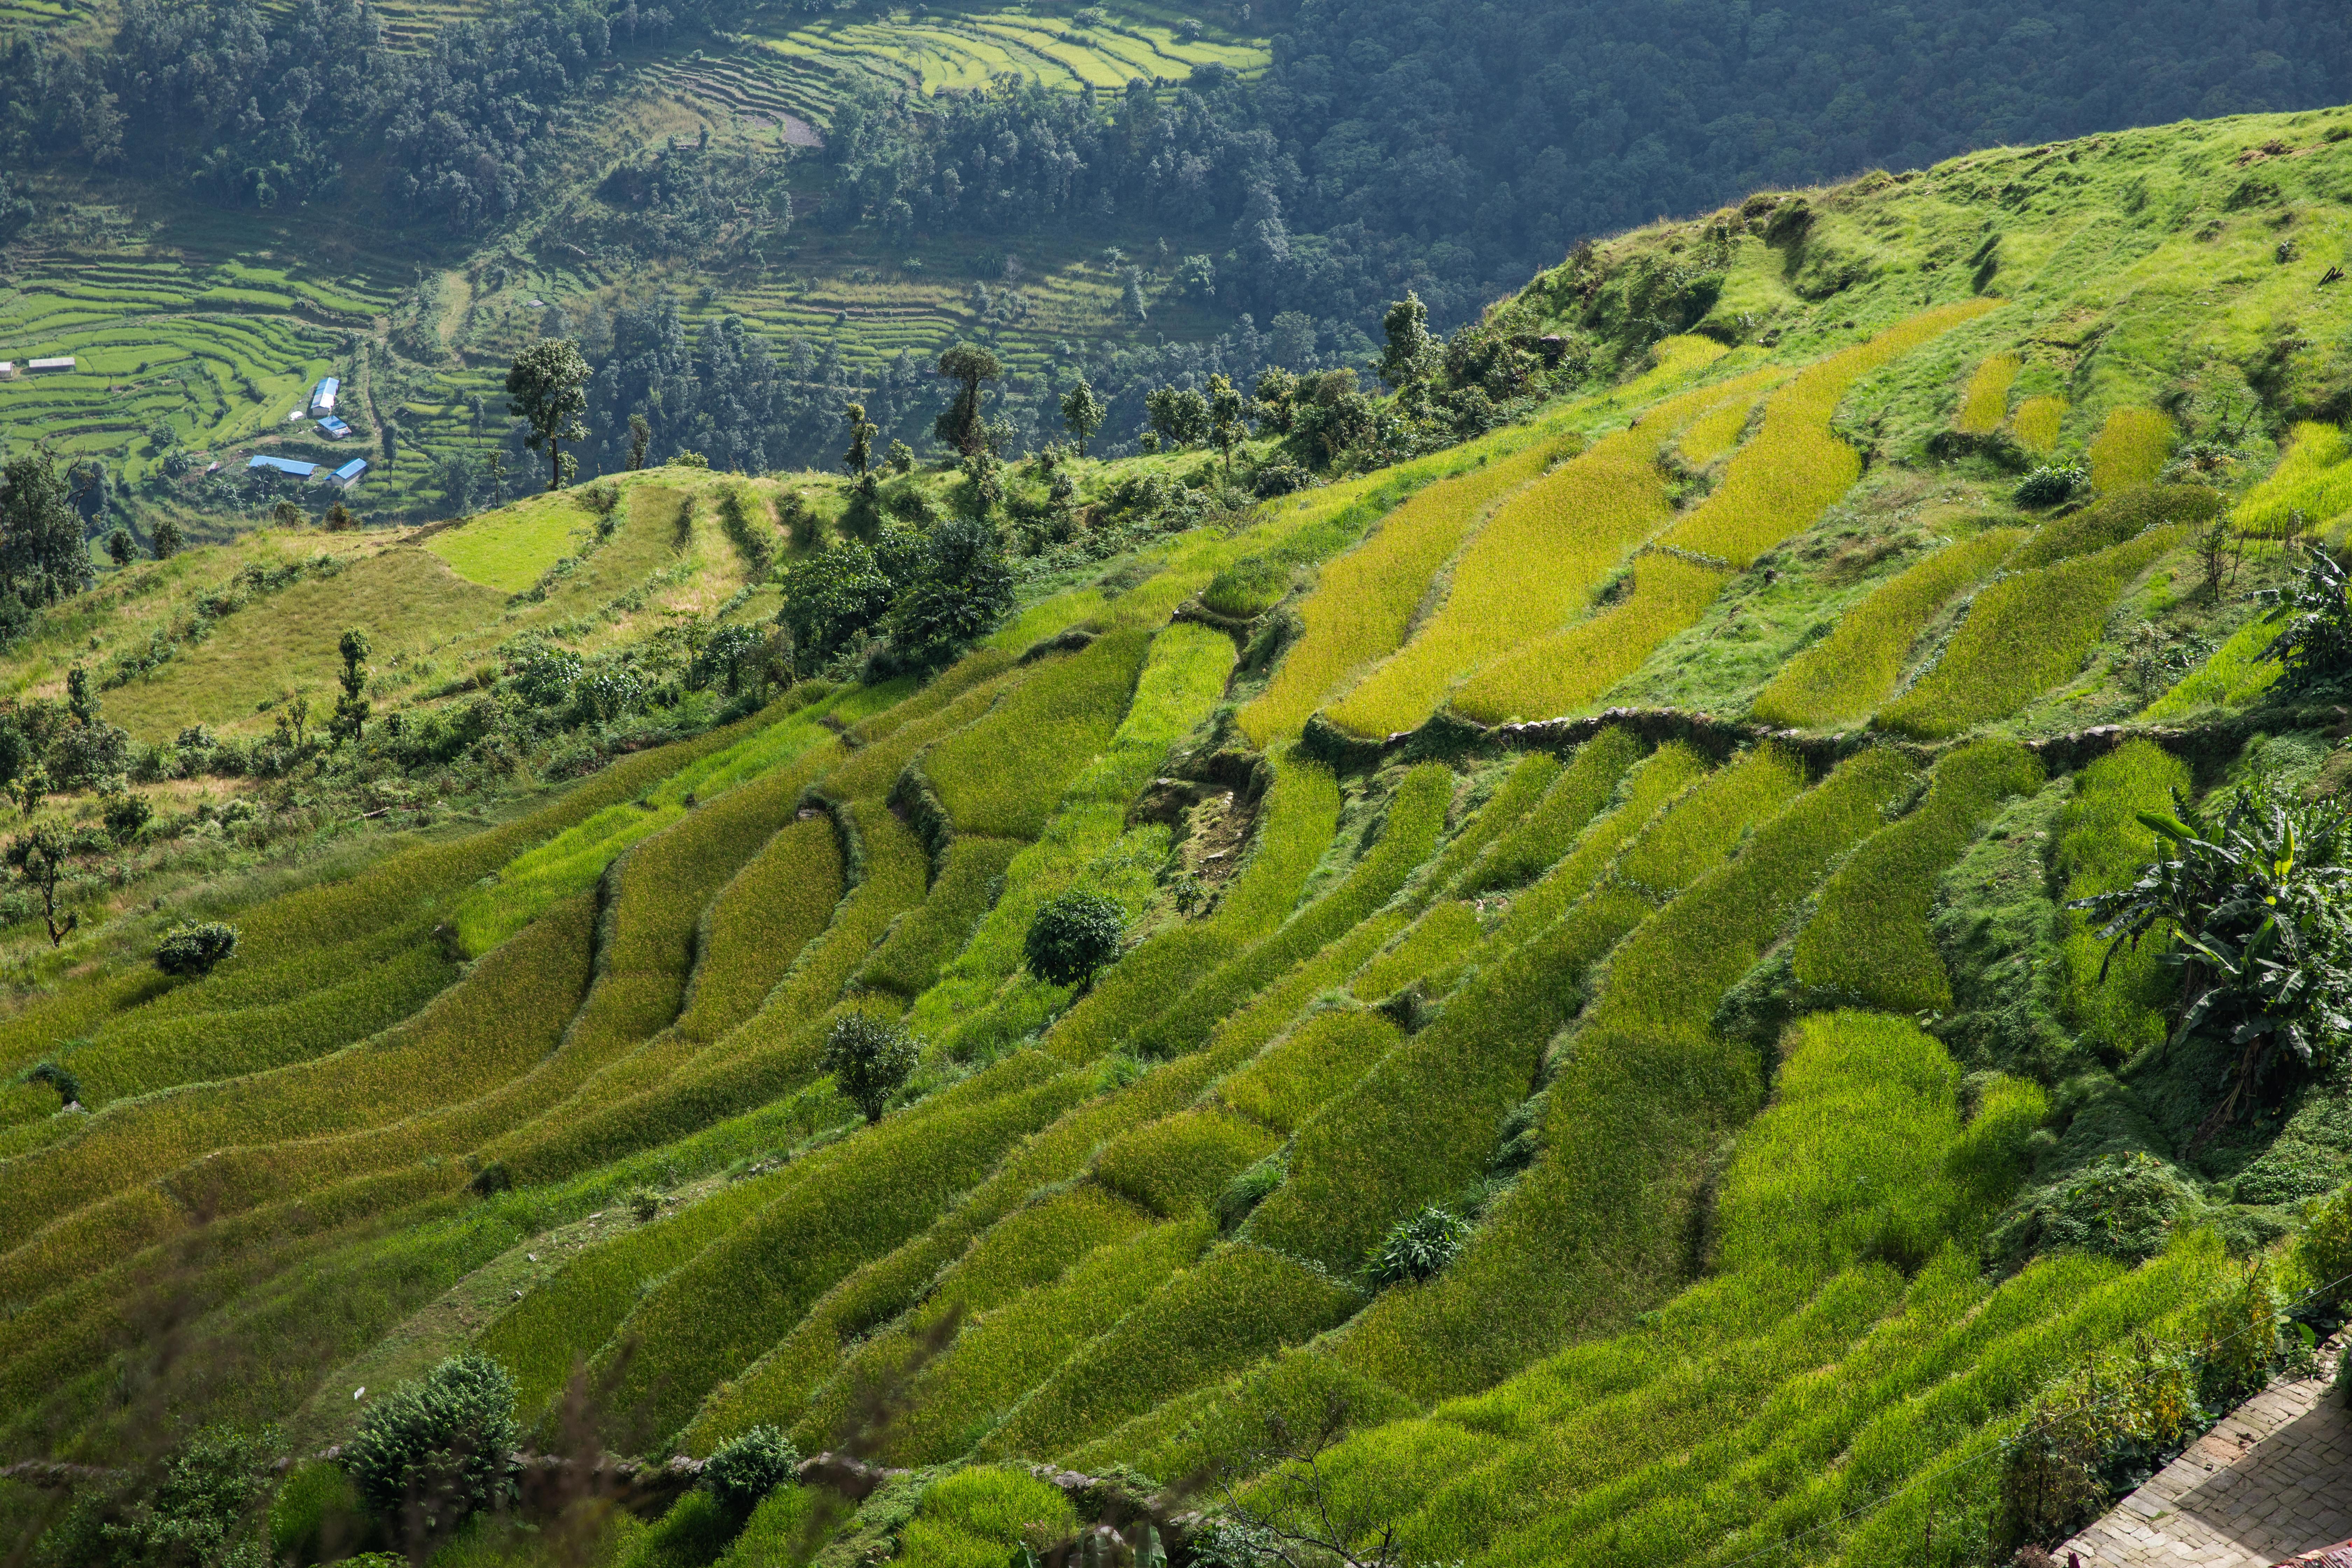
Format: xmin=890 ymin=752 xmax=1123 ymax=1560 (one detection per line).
xmin=1 ymin=93 xmax=2352 ymax=1568
xmin=3 ymin=0 xmax=2351 ymax=535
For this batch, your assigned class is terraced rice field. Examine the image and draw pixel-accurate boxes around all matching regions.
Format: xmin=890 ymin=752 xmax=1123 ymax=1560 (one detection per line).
xmin=0 ymin=252 xmax=389 ymax=489
xmin=742 ymin=4 xmax=1267 ymax=118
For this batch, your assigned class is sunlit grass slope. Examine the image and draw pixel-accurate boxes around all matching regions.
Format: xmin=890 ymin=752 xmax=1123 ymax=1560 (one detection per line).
xmin=7 ymin=98 xmax=2352 ymax=1568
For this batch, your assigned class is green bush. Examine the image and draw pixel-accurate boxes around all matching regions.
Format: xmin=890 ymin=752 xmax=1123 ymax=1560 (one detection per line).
xmin=1371 ymin=1205 xmax=1472 ymax=1286
xmin=154 ymin=922 xmax=238 ymax=978
xmin=1025 ymin=891 xmax=1126 ymax=989
xmin=340 ymin=1354 xmax=520 ymax=1544
xmin=2301 ymin=1182 xmax=2352 ymax=1306
xmin=819 ymin=1013 xmax=920 ymax=1123
xmin=2014 ymin=463 xmax=2088 ymax=507
xmin=26 ymin=1058 xmax=78 ymax=1106
xmin=703 ymin=1424 xmax=800 ymax=1520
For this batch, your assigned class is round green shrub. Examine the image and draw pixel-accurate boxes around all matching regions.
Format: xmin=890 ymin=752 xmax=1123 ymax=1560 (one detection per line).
xmin=703 ymin=1424 xmax=800 ymax=1520
xmin=818 ymin=1012 xmax=919 ymax=1124
xmin=155 ymin=921 xmax=238 ymax=978
xmin=1025 ymin=890 xmax=1125 ymax=989
xmin=2014 ymin=463 xmax=2089 ymax=508
xmin=340 ymin=1354 xmax=520 ymax=1544
xmin=1370 ymin=1205 xmax=1472 ymax=1286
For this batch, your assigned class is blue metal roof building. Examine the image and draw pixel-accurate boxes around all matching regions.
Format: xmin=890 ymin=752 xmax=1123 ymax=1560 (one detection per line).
xmin=332 ymin=458 xmax=368 ymax=486
xmin=309 ymin=376 xmax=340 ymax=414
xmin=247 ymin=454 xmax=318 ymax=478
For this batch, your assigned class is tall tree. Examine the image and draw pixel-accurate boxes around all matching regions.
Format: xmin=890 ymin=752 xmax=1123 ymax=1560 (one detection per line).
xmin=1377 ymin=292 xmax=1438 ymax=392
xmin=0 ymin=451 xmax=94 ymax=606
xmin=506 ymin=340 xmax=593 ymax=492
xmin=332 ymin=628 xmax=371 ymax=744
xmin=1207 ymin=374 xmax=1247 ymax=479
xmin=933 ymin=343 xmax=1002 ymax=456
xmin=841 ymin=402 xmax=879 ymax=476
xmin=1060 ymin=378 xmax=1105 ymax=457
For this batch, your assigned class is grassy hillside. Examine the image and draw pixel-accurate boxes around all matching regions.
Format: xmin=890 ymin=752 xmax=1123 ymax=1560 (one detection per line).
xmin=10 ymin=101 xmax=2352 ymax=1568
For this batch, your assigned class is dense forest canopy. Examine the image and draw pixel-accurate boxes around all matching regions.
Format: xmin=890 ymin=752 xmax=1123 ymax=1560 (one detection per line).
xmin=5 ymin=0 xmax=2348 ymax=330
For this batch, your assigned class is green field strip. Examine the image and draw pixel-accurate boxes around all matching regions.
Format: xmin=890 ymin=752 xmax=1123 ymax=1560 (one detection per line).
xmin=1792 ymin=740 xmax=2042 ymax=1013
xmin=923 ymin=627 xmax=1152 ymax=840
xmin=0 ymin=893 xmax=597 ymax=1265
xmin=1237 ymin=745 xmax=1796 ymax=1278
xmin=1122 ymin=762 xmax=1452 ymax=1060
xmin=480 ymin=804 xmax=929 ymax=1187
xmin=1748 ymin=527 xmax=2025 ymax=728
xmin=872 ymin=1215 xmax=1210 ymax=1465
xmin=1038 ymin=754 xmax=1343 ymax=1065
xmin=589 ymin=1048 xmax=1090 ymax=1446
xmin=68 ymin=937 xmax=458 ymax=1108
xmin=1875 ymin=523 xmax=2190 ymax=739
xmin=972 ymin=1238 xmax=1360 ymax=1462
xmin=1331 ymin=747 xmax=1919 ymax=1404
xmin=425 ymin=489 xmax=603 ymax=593
xmin=912 ymin=622 xmax=1235 ymax=1056
xmin=779 ymin=1181 xmax=1164 ymax=1452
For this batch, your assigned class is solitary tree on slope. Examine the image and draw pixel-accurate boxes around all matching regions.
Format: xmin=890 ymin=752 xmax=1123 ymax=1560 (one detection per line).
xmin=506 ymin=340 xmax=593 ymax=492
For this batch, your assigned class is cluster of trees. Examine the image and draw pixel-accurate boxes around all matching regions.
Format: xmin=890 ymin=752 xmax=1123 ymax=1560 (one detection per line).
xmin=814 ymin=0 xmax=2352 ymax=333
xmin=775 ymin=512 xmax=1014 ymax=678
xmin=594 ymin=137 xmax=794 ymax=259
xmin=0 ymin=0 xmax=740 ymax=231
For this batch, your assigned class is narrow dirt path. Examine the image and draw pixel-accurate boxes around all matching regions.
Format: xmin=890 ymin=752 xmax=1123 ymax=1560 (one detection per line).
xmin=2062 ymin=1332 xmax=2351 ymax=1567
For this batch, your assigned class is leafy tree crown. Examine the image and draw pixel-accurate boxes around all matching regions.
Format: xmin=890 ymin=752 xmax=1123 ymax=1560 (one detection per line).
xmin=1024 ymin=890 xmax=1125 ymax=988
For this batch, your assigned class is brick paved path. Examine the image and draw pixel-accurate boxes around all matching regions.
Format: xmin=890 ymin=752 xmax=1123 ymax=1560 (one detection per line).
xmin=2061 ymin=1336 xmax=2350 ymax=1568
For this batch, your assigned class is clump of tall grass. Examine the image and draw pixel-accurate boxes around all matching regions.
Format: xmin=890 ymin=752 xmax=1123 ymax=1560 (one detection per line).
xmin=1956 ymin=352 xmax=2021 ymax=434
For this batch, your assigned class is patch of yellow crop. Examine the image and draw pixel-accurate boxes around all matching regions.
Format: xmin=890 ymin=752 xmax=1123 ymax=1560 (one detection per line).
xmin=2010 ymin=394 xmax=2067 ymax=453
xmin=1452 ymin=553 xmax=1727 ymax=724
xmin=1326 ymin=370 xmax=1780 ymax=738
xmin=2087 ymin=407 xmax=2174 ymax=492
xmin=2234 ymin=421 xmax=2352 ymax=537
xmin=1955 ymin=352 xmax=2020 ymax=434
xmin=1659 ymin=301 xmax=2000 ymax=568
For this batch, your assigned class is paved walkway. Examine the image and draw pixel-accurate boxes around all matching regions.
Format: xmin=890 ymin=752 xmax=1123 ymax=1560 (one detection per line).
xmin=2061 ymin=1335 xmax=2350 ymax=1568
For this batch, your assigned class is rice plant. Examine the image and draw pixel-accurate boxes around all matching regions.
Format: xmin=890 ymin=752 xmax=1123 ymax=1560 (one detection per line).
xmin=1876 ymin=525 xmax=2190 ymax=739
xmin=1956 ymin=352 xmax=2021 ymax=434
xmin=2087 ymin=406 xmax=2175 ymax=492
xmin=2010 ymin=394 xmax=2068 ymax=453
xmin=1451 ymin=552 xmax=1728 ymax=724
